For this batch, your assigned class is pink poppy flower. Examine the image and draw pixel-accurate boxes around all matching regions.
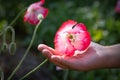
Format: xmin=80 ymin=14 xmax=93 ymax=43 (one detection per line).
xmin=24 ymin=0 xmax=48 ymax=25
xmin=54 ymin=20 xmax=91 ymax=56
xmin=115 ymin=0 xmax=120 ymax=13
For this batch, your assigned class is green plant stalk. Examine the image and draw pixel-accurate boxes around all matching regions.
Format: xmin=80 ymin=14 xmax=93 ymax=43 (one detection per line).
xmin=9 ymin=7 xmax=27 ymax=26
xmin=1 ymin=26 xmax=15 ymax=53
xmin=0 ymin=67 xmax=4 ymax=80
xmin=7 ymin=20 xmax=42 ymax=80
xmin=0 ymin=71 xmax=4 ymax=80
xmin=3 ymin=29 xmax=6 ymax=43
xmin=0 ymin=8 xmax=26 ymax=36
xmin=63 ymin=69 xmax=69 ymax=80
xmin=19 ymin=59 xmax=48 ymax=80
xmin=2 ymin=26 xmax=12 ymax=43
xmin=1 ymin=28 xmax=8 ymax=51
xmin=3 ymin=26 xmax=15 ymax=42
xmin=9 ymin=27 xmax=15 ymax=42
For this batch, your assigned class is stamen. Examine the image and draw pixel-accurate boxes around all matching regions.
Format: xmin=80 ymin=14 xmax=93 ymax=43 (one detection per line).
xmin=67 ymin=34 xmax=73 ymax=39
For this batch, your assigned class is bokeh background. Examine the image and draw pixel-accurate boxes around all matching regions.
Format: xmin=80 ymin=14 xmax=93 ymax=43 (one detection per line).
xmin=0 ymin=0 xmax=120 ymax=80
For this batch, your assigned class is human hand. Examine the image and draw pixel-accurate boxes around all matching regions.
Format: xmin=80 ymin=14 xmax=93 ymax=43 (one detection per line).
xmin=38 ymin=42 xmax=109 ymax=71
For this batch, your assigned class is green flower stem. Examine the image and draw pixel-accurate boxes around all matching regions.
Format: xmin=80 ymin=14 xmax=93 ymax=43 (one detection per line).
xmin=2 ymin=26 xmax=12 ymax=43
xmin=63 ymin=69 xmax=69 ymax=80
xmin=0 ymin=8 xmax=26 ymax=36
xmin=9 ymin=7 xmax=27 ymax=26
xmin=7 ymin=20 xmax=42 ymax=80
xmin=0 ymin=71 xmax=4 ymax=80
xmin=1 ymin=27 xmax=8 ymax=51
xmin=3 ymin=26 xmax=15 ymax=42
xmin=9 ymin=27 xmax=15 ymax=42
xmin=19 ymin=59 xmax=48 ymax=80
xmin=0 ymin=67 xmax=4 ymax=80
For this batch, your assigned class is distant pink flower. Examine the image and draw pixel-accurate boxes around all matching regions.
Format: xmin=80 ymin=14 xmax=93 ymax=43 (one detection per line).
xmin=115 ymin=0 xmax=120 ymax=13
xmin=54 ymin=20 xmax=91 ymax=56
xmin=24 ymin=0 xmax=48 ymax=25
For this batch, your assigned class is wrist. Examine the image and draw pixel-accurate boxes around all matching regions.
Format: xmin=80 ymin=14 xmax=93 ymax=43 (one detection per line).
xmin=103 ymin=44 xmax=120 ymax=68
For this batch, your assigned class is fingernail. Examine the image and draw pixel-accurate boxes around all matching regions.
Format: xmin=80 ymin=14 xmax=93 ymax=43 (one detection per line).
xmin=38 ymin=44 xmax=45 ymax=51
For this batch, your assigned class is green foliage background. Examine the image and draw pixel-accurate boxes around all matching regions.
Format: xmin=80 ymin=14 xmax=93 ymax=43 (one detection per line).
xmin=0 ymin=0 xmax=120 ymax=80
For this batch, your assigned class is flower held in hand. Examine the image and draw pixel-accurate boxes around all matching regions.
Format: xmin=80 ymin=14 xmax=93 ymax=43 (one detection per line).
xmin=54 ymin=20 xmax=91 ymax=56
xmin=24 ymin=0 xmax=48 ymax=25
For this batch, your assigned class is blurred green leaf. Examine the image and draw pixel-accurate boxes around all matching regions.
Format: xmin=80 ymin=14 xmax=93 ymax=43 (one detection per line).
xmin=115 ymin=20 xmax=120 ymax=34
xmin=92 ymin=29 xmax=103 ymax=41
xmin=106 ymin=18 xmax=114 ymax=31
xmin=0 ymin=20 xmax=7 ymax=32
xmin=85 ymin=71 xmax=95 ymax=80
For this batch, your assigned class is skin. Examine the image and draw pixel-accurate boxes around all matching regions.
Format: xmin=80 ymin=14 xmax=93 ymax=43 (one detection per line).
xmin=38 ymin=42 xmax=120 ymax=71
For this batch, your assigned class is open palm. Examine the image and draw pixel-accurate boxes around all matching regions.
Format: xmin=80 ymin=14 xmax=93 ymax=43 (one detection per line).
xmin=38 ymin=42 xmax=107 ymax=71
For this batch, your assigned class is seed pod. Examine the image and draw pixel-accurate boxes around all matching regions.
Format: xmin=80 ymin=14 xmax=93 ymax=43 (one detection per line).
xmin=9 ymin=42 xmax=16 ymax=55
xmin=1 ymin=43 xmax=8 ymax=52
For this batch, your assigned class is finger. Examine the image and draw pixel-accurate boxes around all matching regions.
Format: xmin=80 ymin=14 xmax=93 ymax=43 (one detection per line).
xmin=38 ymin=44 xmax=48 ymax=51
xmin=38 ymin=44 xmax=58 ymax=55
xmin=51 ymin=55 xmax=72 ymax=68
xmin=42 ymin=49 xmax=67 ymax=69
xmin=52 ymin=55 xmax=83 ymax=70
xmin=42 ymin=49 xmax=52 ymax=60
xmin=51 ymin=57 xmax=68 ymax=69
